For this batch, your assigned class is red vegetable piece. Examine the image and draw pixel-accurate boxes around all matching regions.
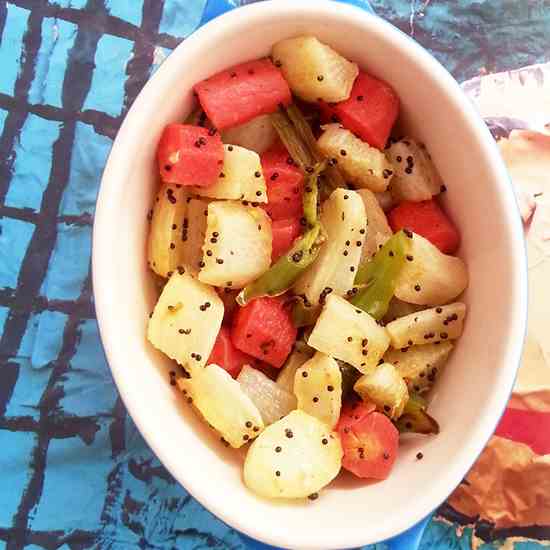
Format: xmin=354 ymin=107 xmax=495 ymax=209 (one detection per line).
xmin=495 ymin=407 xmax=550 ymax=456
xmin=388 ymin=199 xmax=460 ymax=254
xmin=337 ymin=400 xmax=377 ymax=431
xmin=194 ymin=59 xmax=292 ymax=130
xmin=157 ymin=124 xmax=223 ymax=187
xmin=271 ymin=217 xmax=302 ymax=262
xmin=261 ymin=146 xmax=304 ymax=220
xmin=320 ymin=72 xmax=399 ymax=150
xmin=207 ymin=326 xmax=255 ymax=379
xmin=338 ymin=410 xmax=399 ymax=480
xmin=231 ymin=297 xmax=297 ymax=368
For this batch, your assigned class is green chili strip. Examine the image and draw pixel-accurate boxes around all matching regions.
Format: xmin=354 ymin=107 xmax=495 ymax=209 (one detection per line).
xmin=292 ymin=298 xmax=320 ymax=328
xmin=395 ymin=393 xmax=439 ymax=435
xmin=237 ymin=165 xmax=326 ymax=306
xmin=350 ymin=231 xmax=410 ymax=320
xmin=271 ymin=111 xmax=315 ymax=170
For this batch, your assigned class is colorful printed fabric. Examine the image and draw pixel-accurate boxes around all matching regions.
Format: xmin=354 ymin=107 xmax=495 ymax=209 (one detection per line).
xmin=0 ymin=1 xmax=548 ymax=549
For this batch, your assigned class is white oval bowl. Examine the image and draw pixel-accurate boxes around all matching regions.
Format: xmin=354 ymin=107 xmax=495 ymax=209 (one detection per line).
xmin=92 ymin=2 xmax=528 ymax=549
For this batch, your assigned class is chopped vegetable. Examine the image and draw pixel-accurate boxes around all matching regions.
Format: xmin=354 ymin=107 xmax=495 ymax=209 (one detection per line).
xmin=277 ymin=347 xmax=314 ymax=394
xmin=147 ymin=271 xmax=223 ymax=369
xmin=193 ymin=144 xmax=267 ymax=203
xmin=320 ymin=72 xmax=399 ymax=150
xmin=271 ymin=217 xmax=302 ymax=262
xmin=388 ymin=199 xmax=460 ymax=254
xmin=272 ymin=36 xmax=358 ymax=102
xmin=261 ymin=145 xmax=304 ymax=221
xmin=395 ymin=393 xmax=439 ymax=435
xmin=375 ymin=190 xmax=394 ymax=212
xmin=291 ymin=297 xmax=321 ymax=328
xmin=308 ymin=295 xmax=390 ymax=374
xmin=157 ymin=124 xmax=224 ymax=187
xmin=178 ymin=364 xmax=264 ymax=448
xmin=181 ymin=197 xmax=209 ymax=276
xmin=337 ymin=410 xmax=398 ymax=479
xmin=384 ymin=341 xmax=454 ymax=395
xmin=147 ymin=182 xmax=189 ymax=278
xmin=386 ymin=138 xmax=442 ymax=202
xmin=337 ymin=400 xmax=376 ymax=431
xmin=198 ymin=201 xmax=272 ymax=289
xmin=318 ymin=124 xmax=394 ymax=192
xmin=194 ymin=59 xmax=291 ymax=130
xmin=294 ymin=352 xmax=342 ymax=428
xmin=207 ymin=326 xmax=257 ymax=378
xmin=356 ymin=189 xmax=393 ymax=261
xmin=354 ymin=363 xmax=409 ymax=420
xmin=294 ymin=188 xmax=366 ymax=306
xmin=244 ymin=410 xmax=343 ymax=498
xmin=237 ymin=365 xmax=297 ymax=425
xmin=352 ymin=230 xmax=410 ymax=320
xmin=221 ymin=114 xmax=278 ymax=155
xmin=232 ymin=297 xmax=297 ymax=368
xmin=394 ymin=232 xmax=468 ymax=306
xmin=385 ymin=303 xmax=466 ymax=348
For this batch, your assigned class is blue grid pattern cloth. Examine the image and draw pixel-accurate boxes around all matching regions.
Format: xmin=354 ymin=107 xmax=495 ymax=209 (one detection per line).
xmin=0 ymin=1 xmax=549 ymax=549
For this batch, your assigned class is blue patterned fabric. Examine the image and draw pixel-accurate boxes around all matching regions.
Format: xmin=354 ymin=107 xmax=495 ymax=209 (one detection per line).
xmin=0 ymin=1 xmax=548 ymax=549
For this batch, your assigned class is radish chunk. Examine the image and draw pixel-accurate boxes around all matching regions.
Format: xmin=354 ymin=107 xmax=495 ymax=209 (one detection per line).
xmin=147 ymin=271 xmax=223 ymax=369
xmin=198 ymin=201 xmax=272 ymax=289
xmin=386 ymin=138 xmax=442 ymax=202
xmin=272 ymin=36 xmax=358 ymax=103
xmin=356 ymin=189 xmax=393 ymax=261
xmin=277 ymin=348 xmax=314 ymax=394
xmin=193 ymin=145 xmax=267 ymax=203
xmin=244 ymin=410 xmax=342 ymax=498
xmin=384 ymin=341 xmax=454 ymax=395
xmin=148 ymin=183 xmax=189 ymax=278
xmin=294 ymin=352 xmax=342 ymax=428
xmin=385 ymin=303 xmax=466 ymax=348
xmin=178 ymin=364 xmax=264 ymax=448
xmin=157 ymin=124 xmax=224 ymax=187
xmin=221 ymin=114 xmax=278 ymax=155
xmin=181 ymin=198 xmax=209 ymax=276
xmin=394 ymin=233 xmax=468 ymax=305
xmin=308 ymin=295 xmax=391 ymax=374
xmin=318 ymin=125 xmax=394 ymax=192
xmin=294 ymin=189 xmax=366 ymax=306
xmin=238 ymin=365 xmax=297 ymax=425
xmin=194 ymin=59 xmax=291 ymax=130
xmin=354 ymin=363 xmax=409 ymax=420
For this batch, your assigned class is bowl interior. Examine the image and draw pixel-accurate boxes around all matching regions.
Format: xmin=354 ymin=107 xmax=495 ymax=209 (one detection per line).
xmin=93 ymin=2 xmax=526 ymax=549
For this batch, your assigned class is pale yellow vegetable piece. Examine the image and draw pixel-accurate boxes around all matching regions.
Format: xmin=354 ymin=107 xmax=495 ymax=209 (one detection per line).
xmin=386 ymin=138 xmax=443 ymax=202
xmin=147 ymin=271 xmax=223 ymax=369
xmin=395 ymin=233 xmax=468 ymax=306
xmin=385 ymin=302 xmax=466 ymax=349
xmin=238 ymin=365 xmax=297 ymax=426
xmin=244 ymin=410 xmax=342 ymax=499
xmin=294 ymin=352 xmax=342 ymax=428
xmin=181 ymin=197 xmax=208 ymax=276
xmin=356 ymin=188 xmax=393 ymax=261
xmin=294 ymin=188 xmax=366 ymax=306
xmin=148 ymin=182 xmax=189 ymax=278
xmin=178 ymin=364 xmax=264 ymax=448
xmin=193 ymin=145 xmax=267 ymax=203
xmin=221 ymin=115 xmax=277 ymax=155
xmin=198 ymin=201 xmax=272 ymax=288
xmin=318 ymin=125 xmax=394 ymax=192
xmin=277 ymin=348 xmax=314 ymax=394
xmin=307 ymin=294 xmax=390 ymax=374
xmin=385 ymin=341 xmax=454 ymax=395
xmin=272 ymin=36 xmax=358 ymax=103
xmin=354 ymin=363 xmax=409 ymax=419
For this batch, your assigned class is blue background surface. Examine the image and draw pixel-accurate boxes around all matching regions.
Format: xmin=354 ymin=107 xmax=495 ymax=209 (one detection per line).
xmin=0 ymin=0 xmax=549 ymax=549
